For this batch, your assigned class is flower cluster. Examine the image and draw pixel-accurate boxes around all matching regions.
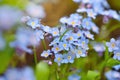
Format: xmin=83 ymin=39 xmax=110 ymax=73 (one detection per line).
xmin=39 ymin=13 xmax=98 ymax=66
xmin=106 ymin=38 xmax=120 ymax=60
xmin=73 ymin=0 xmax=120 ymax=21
xmin=0 ymin=67 xmax=35 ymax=80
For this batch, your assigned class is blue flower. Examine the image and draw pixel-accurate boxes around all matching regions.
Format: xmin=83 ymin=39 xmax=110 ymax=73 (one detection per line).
xmin=41 ymin=50 xmax=52 ymax=58
xmin=75 ymin=47 xmax=86 ymax=58
xmin=84 ymin=31 xmax=94 ymax=40
xmin=49 ymin=37 xmax=60 ymax=46
xmin=79 ymin=37 xmax=89 ymax=50
xmin=113 ymin=50 xmax=120 ymax=60
xmin=82 ymin=18 xmax=93 ymax=30
xmin=0 ymin=76 xmax=5 ymax=80
xmin=62 ymin=52 xmax=75 ymax=63
xmin=65 ymin=31 xmax=78 ymax=43
xmin=41 ymin=25 xmax=52 ymax=33
xmin=86 ymin=9 xmax=97 ymax=19
xmin=91 ymin=23 xmax=99 ymax=34
xmin=59 ymin=41 xmax=70 ymax=51
xmin=106 ymin=38 xmax=119 ymax=52
xmin=113 ymin=65 xmax=120 ymax=71
xmin=50 ymin=27 xmax=60 ymax=37
xmin=92 ymin=42 xmax=105 ymax=53
xmin=76 ymin=30 xmax=84 ymax=38
xmin=70 ymin=13 xmax=82 ymax=20
xmin=73 ymin=0 xmax=81 ymax=3
xmin=101 ymin=10 xmax=120 ymax=21
xmin=105 ymin=70 xmax=120 ymax=80
xmin=92 ymin=3 xmax=104 ymax=14
xmin=10 ymin=28 xmax=39 ymax=54
xmin=68 ymin=19 xmax=81 ymax=27
xmin=5 ymin=67 xmax=35 ymax=80
xmin=51 ymin=44 xmax=62 ymax=53
xmin=59 ymin=17 xmax=68 ymax=24
xmin=68 ymin=74 xmax=81 ymax=80
xmin=54 ymin=54 xmax=63 ymax=66
xmin=60 ymin=13 xmax=82 ymax=27
xmin=27 ymin=18 xmax=41 ymax=29
xmin=34 ymin=29 xmax=44 ymax=41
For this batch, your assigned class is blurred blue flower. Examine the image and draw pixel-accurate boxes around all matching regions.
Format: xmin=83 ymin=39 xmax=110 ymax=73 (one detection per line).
xmin=4 ymin=67 xmax=35 ymax=80
xmin=105 ymin=70 xmax=120 ymax=80
xmin=106 ymin=38 xmax=119 ymax=52
xmin=10 ymin=28 xmax=39 ymax=54
xmin=92 ymin=42 xmax=105 ymax=53
xmin=0 ymin=76 xmax=5 ymax=80
xmin=26 ymin=2 xmax=46 ymax=18
xmin=68 ymin=74 xmax=81 ymax=80
xmin=0 ymin=6 xmax=22 ymax=30
xmin=101 ymin=10 xmax=120 ymax=21
xmin=34 ymin=29 xmax=44 ymax=41
xmin=113 ymin=65 xmax=120 ymax=71
xmin=41 ymin=50 xmax=52 ymax=58
xmin=113 ymin=50 xmax=120 ymax=60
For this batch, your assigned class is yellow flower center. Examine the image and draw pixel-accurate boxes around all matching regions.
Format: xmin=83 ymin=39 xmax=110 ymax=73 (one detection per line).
xmin=57 ymin=57 xmax=61 ymax=61
xmin=53 ymin=32 xmax=57 ymax=35
xmin=86 ymin=22 xmax=89 ymax=26
xmin=116 ymin=53 xmax=120 ymax=57
xmin=31 ymin=22 xmax=35 ymax=26
xmin=82 ymin=42 xmax=85 ymax=45
xmin=68 ymin=56 xmax=71 ymax=60
xmin=78 ymin=33 xmax=81 ymax=37
xmin=71 ymin=21 xmax=75 ymax=25
xmin=44 ymin=53 xmax=48 ymax=57
xmin=69 ymin=36 xmax=73 ymax=40
xmin=56 ymin=47 xmax=59 ymax=51
xmin=111 ymin=43 xmax=115 ymax=48
xmin=63 ymin=44 xmax=67 ymax=47
xmin=78 ymin=50 xmax=82 ymax=54
xmin=89 ymin=12 xmax=93 ymax=16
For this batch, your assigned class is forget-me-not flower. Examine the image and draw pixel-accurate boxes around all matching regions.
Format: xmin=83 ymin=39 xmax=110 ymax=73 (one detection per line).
xmin=41 ymin=50 xmax=52 ymax=58
xmin=106 ymin=38 xmax=119 ymax=52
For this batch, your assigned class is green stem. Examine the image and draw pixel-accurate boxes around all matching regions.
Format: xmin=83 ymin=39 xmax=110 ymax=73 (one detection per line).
xmin=108 ymin=25 xmax=120 ymax=33
xmin=59 ymin=29 xmax=70 ymax=41
xmin=41 ymin=39 xmax=47 ymax=50
xmin=33 ymin=46 xmax=37 ymax=65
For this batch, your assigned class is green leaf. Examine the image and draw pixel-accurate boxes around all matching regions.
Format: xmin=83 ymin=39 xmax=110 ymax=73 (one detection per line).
xmin=0 ymin=46 xmax=14 ymax=74
xmin=106 ymin=58 xmax=120 ymax=67
xmin=35 ymin=61 xmax=50 ymax=80
xmin=86 ymin=70 xmax=100 ymax=80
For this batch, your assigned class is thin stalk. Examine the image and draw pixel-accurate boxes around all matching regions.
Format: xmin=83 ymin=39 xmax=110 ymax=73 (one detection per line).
xmin=59 ymin=29 xmax=70 ymax=41
xmin=41 ymin=39 xmax=47 ymax=50
xmin=33 ymin=46 xmax=37 ymax=65
xmin=108 ymin=25 xmax=120 ymax=33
